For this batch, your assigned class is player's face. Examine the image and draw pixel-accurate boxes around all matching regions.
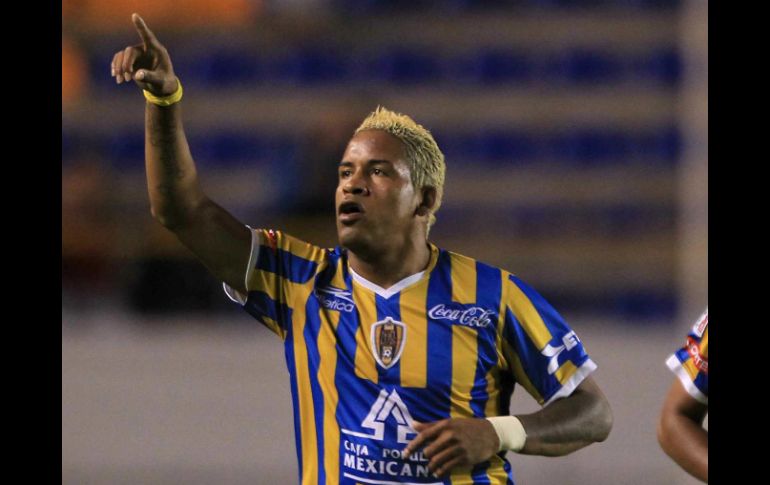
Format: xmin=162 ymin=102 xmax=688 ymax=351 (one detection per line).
xmin=335 ymin=129 xmax=421 ymax=252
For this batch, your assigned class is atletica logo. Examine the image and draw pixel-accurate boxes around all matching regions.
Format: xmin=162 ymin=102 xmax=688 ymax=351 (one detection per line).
xmin=540 ymin=331 xmax=580 ymax=375
xmin=427 ymin=304 xmax=495 ymax=328
xmin=315 ymin=286 xmax=355 ymax=313
xmin=371 ymin=317 xmax=406 ymax=369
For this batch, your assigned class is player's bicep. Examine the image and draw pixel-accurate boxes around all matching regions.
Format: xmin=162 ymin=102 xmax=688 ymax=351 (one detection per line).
xmin=174 ymin=196 xmax=252 ymax=293
xmin=663 ymin=378 xmax=708 ymax=424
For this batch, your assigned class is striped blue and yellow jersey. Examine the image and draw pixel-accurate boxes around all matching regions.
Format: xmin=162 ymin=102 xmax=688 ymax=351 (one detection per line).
xmin=666 ymin=308 xmax=708 ymax=404
xmin=225 ymin=229 xmax=597 ymax=485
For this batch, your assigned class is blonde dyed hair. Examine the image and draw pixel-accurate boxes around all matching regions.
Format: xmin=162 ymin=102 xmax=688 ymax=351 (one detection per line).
xmin=355 ymin=106 xmax=446 ymax=229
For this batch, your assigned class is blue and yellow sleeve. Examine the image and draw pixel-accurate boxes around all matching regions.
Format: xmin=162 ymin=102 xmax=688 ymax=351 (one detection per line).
xmin=666 ymin=308 xmax=708 ymax=404
xmin=500 ymin=274 xmax=596 ymax=406
xmin=224 ymin=228 xmax=327 ymax=339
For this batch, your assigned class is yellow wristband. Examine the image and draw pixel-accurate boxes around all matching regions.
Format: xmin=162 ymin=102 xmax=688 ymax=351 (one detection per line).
xmin=143 ymin=80 xmax=183 ymax=106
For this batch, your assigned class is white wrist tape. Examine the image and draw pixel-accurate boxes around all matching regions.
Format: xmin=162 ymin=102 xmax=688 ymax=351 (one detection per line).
xmin=486 ymin=416 xmax=527 ymax=452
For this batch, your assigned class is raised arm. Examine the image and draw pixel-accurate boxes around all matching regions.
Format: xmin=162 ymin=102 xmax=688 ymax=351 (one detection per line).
xmin=657 ymin=379 xmax=708 ymax=482
xmin=111 ymin=14 xmax=251 ymax=293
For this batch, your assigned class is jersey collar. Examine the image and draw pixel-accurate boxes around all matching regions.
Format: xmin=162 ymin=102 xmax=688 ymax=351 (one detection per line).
xmin=348 ymin=243 xmax=439 ymax=299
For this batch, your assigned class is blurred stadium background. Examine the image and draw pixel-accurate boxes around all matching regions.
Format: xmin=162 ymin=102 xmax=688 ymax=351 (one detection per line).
xmin=62 ymin=0 xmax=707 ymax=484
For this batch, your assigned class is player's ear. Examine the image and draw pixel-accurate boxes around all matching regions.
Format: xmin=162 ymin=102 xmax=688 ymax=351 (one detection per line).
xmin=415 ymin=187 xmax=437 ymax=218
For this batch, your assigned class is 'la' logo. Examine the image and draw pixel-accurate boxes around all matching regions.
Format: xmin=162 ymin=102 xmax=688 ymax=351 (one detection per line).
xmin=371 ymin=317 xmax=406 ymax=369
xmin=540 ymin=331 xmax=580 ymax=375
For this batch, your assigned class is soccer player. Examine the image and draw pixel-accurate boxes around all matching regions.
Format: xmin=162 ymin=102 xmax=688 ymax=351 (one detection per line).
xmin=112 ymin=14 xmax=613 ymax=484
xmin=657 ymin=308 xmax=708 ymax=483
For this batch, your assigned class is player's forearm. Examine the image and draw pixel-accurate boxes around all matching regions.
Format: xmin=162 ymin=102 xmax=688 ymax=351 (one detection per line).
xmin=144 ymin=102 xmax=205 ymax=229
xmin=658 ymin=412 xmax=708 ymax=482
xmin=515 ymin=381 xmax=613 ymax=456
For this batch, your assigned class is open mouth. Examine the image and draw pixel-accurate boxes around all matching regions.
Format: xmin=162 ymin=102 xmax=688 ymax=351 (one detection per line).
xmin=338 ymin=201 xmax=365 ymax=223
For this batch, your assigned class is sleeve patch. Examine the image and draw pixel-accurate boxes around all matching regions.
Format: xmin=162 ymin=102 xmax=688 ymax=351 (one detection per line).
xmin=265 ymin=229 xmax=279 ymax=255
xmin=686 ymin=336 xmax=708 ymax=373
xmin=692 ymin=311 xmax=708 ymax=337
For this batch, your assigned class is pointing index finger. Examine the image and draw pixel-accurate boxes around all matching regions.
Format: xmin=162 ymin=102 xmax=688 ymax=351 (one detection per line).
xmin=132 ymin=13 xmax=158 ymax=49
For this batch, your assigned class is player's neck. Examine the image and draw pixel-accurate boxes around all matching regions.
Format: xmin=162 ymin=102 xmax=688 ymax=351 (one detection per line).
xmin=347 ymin=238 xmax=432 ymax=290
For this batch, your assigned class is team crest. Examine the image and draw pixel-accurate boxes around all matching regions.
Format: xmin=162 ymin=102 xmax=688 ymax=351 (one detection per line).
xmin=371 ymin=317 xmax=406 ymax=369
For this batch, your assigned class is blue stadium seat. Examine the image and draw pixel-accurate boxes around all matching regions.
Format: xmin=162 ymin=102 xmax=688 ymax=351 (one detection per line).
xmin=426 ymin=129 xmax=454 ymax=158
xmin=611 ymin=290 xmax=677 ymax=320
xmin=87 ymin=39 xmax=682 ymax=90
xmin=92 ymin=126 xmax=680 ymax=172
xmin=433 ymin=131 xmax=480 ymax=164
xmin=514 ymin=206 xmax=561 ymax=236
xmin=194 ymin=49 xmax=264 ymax=87
xmin=366 ymin=48 xmax=443 ymax=84
xmin=634 ymin=48 xmax=681 ymax=86
xmin=191 ymin=131 xmax=266 ymax=166
xmin=529 ymin=0 xmax=678 ymax=8
xmin=455 ymin=49 xmax=534 ymax=85
xmin=621 ymin=0 xmax=681 ymax=9
xmin=105 ymin=130 xmax=288 ymax=170
xmin=63 ymin=131 xmax=105 ymax=165
xmin=462 ymin=130 xmax=539 ymax=164
xmin=274 ymin=47 xmax=351 ymax=85
xmin=331 ymin=0 xmax=438 ymax=13
xmin=331 ymin=0 xmax=679 ymax=12
xmin=443 ymin=0 xmax=517 ymax=11
xmin=189 ymin=131 xmax=300 ymax=168
xmin=440 ymin=128 xmax=680 ymax=167
xmin=107 ymin=131 xmax=145 ymax=169
xmin=632 ymin=126 xmax=681 ymax=165
xmin=543 ymin=49 xmax=625 ymax=85
xmin=486 ymin=203 xmax=673 ymax=238
xmin=535 ymin=287 xmax=676 ymax=320
xmin=62 ymin=131 xmax=75 ymax=164
xmin=264 ymin=135 xmax=301 ymax=166
xmin=527 ymin=0 xmax=612 ymax=7
xmin=548 ymin=129 xmax=632 ymax=165
xmin=597 ymin=205 xmax=673 ymax=236
xmin=88 ymin=50 xmax=118 ymax=91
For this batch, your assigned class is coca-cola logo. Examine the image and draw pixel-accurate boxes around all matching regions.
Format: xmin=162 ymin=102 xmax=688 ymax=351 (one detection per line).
xmin=427 ymin=304 xmax=495 ymax=328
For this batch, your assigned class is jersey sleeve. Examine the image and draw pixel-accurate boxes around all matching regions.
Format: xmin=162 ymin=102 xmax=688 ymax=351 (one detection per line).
xmin=223 ymin=228 xmax=328 ymax=339
xmin=666 ymin=308 xmax=708 ymax=404
xmin=500 ymin=274 xmax=596 ymax=406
